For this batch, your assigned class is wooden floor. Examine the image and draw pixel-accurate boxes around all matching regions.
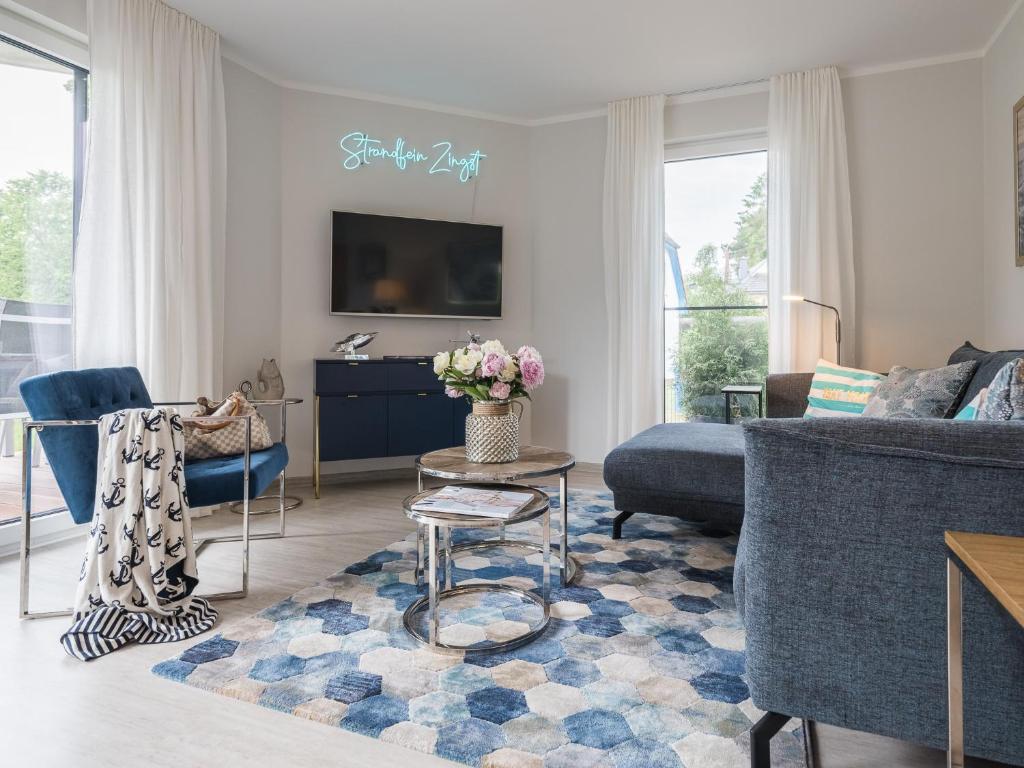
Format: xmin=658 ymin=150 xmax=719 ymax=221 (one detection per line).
xmin=0 ymin=469 xmax=1005 ymax=767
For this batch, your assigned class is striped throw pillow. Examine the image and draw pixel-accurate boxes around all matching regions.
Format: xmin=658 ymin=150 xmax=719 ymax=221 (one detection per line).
xmin=804 ymin=360 xmax=886 ymax=418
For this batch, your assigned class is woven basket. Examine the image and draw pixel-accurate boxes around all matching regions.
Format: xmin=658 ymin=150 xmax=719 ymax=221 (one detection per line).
xmin=465 ymin=401 xmax=520 ymax=463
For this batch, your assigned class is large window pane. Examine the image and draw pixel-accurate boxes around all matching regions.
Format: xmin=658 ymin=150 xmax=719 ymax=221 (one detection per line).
xmin=0 ymin=36 xmax=85 ymax=521
xmin=664 ymin=151 xmax=768 ymax=423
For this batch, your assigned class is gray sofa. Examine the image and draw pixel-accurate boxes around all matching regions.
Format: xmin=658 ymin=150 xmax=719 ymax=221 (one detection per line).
xmin=737 ymin=416 xmax=1024 ymax=766
xmin=602 ymin=372 xmax=811 ymax=537
xmin=603 ymin=345 xmax=1024 ymax=765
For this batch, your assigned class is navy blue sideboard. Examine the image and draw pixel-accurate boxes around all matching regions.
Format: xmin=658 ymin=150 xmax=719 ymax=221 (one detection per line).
xmin=314 ymin=358 xmax=470 ymax=497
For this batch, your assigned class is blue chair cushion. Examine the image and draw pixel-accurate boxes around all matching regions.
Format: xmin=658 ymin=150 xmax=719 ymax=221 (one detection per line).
xmin=19 ymin=367 xmax=153 ymax=524
xmin=185 ymin=442 xmax=289 ymax=508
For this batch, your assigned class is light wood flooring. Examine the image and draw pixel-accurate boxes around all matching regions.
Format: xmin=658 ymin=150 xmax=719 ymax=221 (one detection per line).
xmin=0 ymin=469 xmax=1006 ymax=767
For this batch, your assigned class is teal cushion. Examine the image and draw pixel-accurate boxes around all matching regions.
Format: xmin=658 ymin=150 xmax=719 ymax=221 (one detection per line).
xmin=953 ymin=390 xmax=985 ymax=420
xmin=185 ymin=442 xmax=289 ymax=508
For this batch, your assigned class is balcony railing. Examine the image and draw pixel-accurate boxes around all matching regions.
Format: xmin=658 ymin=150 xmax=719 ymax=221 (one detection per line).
xmin=665 ymin=305 xmax=768 ymax=423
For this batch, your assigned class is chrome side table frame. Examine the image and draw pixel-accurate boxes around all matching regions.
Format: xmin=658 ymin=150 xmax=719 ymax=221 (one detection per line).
xmin=402 ymin=486 xmax=551 ymax=655
xmin=229 ymin=398 xmax=304 ymax=519
xmin=415 ymin=452 xmax=577 ymax=588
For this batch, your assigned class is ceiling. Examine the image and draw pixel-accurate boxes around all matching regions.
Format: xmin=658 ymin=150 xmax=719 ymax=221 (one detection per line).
xmin=167 ymin=0 xmax=1014 ymax=123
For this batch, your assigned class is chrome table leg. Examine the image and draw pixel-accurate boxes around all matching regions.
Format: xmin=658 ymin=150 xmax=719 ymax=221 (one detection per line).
xmin=428 ymin=523 xmax=439 ymax=645
xmin=559 ymin=470 xmax=569 ymax=587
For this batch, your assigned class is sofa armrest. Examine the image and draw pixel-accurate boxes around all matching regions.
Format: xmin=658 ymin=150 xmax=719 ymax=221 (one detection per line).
xmin=735 ymin=417 xmax=1024 ymax=763
xmin=765 ymin=373 xmax=813 ymax=418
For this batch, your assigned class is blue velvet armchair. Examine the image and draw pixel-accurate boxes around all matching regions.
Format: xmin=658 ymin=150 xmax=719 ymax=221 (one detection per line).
xmin=17 ymin=366 xmax=292 ymax=618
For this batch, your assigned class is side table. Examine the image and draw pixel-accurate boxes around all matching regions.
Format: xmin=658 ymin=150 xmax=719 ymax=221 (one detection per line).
xmin=416 ymin=446 xmax=577 ymax=587
xmin=402 ymin=484 xmax=552 ymax=654
xmin=945 ymin=531 xmax=1024 ymax=768
xmin=722 ymin=384 xmax=764 ymax=424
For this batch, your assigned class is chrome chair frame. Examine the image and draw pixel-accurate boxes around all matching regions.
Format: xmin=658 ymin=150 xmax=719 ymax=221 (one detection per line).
xmin=16 ymin=402 xmax=293 ymax=619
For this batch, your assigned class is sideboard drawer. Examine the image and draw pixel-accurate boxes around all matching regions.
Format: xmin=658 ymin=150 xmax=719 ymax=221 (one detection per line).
xmin=387 ymin=361 xmax=443 ymax=392
xmin=316 ymin=362 xmax=388 ymax=394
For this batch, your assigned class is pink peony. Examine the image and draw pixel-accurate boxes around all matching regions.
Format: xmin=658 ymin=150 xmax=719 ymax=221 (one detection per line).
xmin=517 ymin=345 xmax=541 ymax=362
xmin=444 ymin=386 xmax=462 ymax=399
xmin=520 ymin=357 xmax=545 ymax=391
xmin=489 ymin=381 xmax=511 ymax=400
xmin=480 ymin=352 xmax=506 ymax=378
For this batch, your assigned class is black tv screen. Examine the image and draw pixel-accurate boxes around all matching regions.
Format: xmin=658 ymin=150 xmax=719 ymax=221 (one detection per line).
xmin=331 ymin=211 xmax=502 ymax=318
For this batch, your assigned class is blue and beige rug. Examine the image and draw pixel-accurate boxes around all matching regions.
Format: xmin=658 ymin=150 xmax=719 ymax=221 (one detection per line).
xmin=154 ymin=489 xmax=806 ymax=767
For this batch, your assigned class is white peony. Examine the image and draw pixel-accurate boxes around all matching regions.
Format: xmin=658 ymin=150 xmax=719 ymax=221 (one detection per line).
xmin=433 ymin=351 xmax=451 ymax=375
xmin=453 ymin=348 xmax=482 ymax=376
xmin=481 ymin=339 xmax=506 ymax=356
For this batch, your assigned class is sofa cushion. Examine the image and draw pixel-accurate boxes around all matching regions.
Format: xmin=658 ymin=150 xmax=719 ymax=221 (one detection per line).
xmin=804 ymin=359 xmax=885 ymax=418
xmin=948 ymin=340 xmax=1024 ymax=406
xmin=977 ymin=359 xmax=1024 ymax=421
xmin=862 ymin=361 xmax=977 ymax=419
xmin=603 ymin=423 xmax=745 ymax=508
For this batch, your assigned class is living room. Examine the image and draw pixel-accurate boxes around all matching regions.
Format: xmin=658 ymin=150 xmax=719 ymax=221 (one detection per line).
xmin=2 ymin=1 xmax=1022 ymax=766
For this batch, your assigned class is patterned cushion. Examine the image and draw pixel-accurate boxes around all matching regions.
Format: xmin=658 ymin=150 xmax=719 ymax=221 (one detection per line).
xmin=953 ymin=389 xmax=988 ymax=421
xmin=976 ymin=359 xmax=1024 ymax=421
xmin=862 ymin=361 xmax=978 ymax=419
xmin=803 ymin=359 xmax=886 ymax=418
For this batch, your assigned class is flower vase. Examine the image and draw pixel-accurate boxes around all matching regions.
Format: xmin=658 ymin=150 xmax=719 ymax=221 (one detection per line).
xmin=465 ymin=401 xmax=520 ymax=463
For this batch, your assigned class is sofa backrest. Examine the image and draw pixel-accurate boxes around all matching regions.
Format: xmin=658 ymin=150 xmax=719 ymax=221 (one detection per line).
xmin=949 ymin=341 xmax=1024 ymax=406
xmin=19 ymin=367 xmax=153 ymax=524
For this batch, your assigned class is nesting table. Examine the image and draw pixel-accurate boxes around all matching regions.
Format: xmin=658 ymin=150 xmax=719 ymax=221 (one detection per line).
xmin=415 ymin=445 xmax=578 ymax=587
xmin=945 ymin=531 xmax=1024 ymax=768
xmin=402 ymin=484 xmax=552 ymax=654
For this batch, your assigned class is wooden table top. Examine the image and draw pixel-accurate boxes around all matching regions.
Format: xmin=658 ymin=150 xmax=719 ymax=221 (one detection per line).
xmin=417 ymin=445 xmax=575 ymax=482
xmin=945 ymin=531 xmax=1024 ymax=628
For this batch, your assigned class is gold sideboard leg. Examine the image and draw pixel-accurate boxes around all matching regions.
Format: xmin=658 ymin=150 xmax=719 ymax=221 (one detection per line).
xmin=314 ymin=395 xmax=321 ymax=499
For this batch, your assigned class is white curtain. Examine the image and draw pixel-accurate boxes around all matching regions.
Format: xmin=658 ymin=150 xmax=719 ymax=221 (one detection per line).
xmin=76 ymin=0 xmax=226 ymax=400
xmin=603 ymin=94 xmax=665 ymax=447
xmin=767 ymin=66 xmax=854 ymax=373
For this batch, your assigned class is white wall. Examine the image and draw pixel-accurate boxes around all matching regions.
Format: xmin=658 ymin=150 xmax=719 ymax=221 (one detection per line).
xmin=278 ymin=88 xmax=533 ymax=477
xmin=222 ymin=59 xmax=283 ymax=394
xmin=983 ymin=2 xmax=1024 ymax=350
xmin=528 ymin=117 xmax=607 ymax=463
xmin=844 ymin=61 xmax=984 ymax=370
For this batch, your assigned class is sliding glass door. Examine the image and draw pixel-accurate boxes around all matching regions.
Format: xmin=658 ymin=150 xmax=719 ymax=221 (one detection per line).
xmin=664 ymin=149 xmax=768 ymax=423
xmin=0 ymin=34 xmax=87 ymax=521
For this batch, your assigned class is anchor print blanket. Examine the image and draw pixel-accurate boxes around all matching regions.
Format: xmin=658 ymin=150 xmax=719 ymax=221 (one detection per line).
xmin=60 ymin=408 xmax=217 ymax=660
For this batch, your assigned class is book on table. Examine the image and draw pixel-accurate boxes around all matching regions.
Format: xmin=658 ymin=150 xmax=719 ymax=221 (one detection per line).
xmin=412 ymin=486 xmax=534 ymax=519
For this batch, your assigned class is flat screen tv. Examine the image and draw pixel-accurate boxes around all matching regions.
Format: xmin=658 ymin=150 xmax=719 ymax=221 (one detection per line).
xmin=331 ymin=211 xmax=502 ymax=318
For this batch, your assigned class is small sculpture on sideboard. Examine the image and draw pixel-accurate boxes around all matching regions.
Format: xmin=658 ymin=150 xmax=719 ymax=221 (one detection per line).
xmin=332 ymin=331 xmax=378 ymax=360
xmin=256 ymin=359 xmax=285 ymax=400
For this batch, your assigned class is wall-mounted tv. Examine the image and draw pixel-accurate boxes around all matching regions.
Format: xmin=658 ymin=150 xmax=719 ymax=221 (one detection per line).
xmin=330 ymin=211 xmax=502 ymax=319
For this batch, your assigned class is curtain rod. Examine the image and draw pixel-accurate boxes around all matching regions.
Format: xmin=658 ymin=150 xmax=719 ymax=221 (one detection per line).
xmin=667 ymin=77 xmax=769 ymax=98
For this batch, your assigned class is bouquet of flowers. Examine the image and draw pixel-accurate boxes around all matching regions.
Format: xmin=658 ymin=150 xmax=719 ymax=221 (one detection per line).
xmin=433 ymin=339 xmax=545 ymax=402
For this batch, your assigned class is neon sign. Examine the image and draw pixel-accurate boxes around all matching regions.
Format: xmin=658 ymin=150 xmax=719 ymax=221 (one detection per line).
xmin=339 ymin=131 xmax=486 ymax=182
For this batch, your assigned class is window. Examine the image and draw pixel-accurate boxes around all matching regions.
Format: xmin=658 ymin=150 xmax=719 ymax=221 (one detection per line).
xmin=664 ymin=145 xmax=768 ymax=423
xmin=0 ymin=34 xmax=87 ymax=523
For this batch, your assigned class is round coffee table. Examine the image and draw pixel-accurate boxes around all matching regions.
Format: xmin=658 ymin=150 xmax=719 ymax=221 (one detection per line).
xmin=402 ymin=484 xmax=552 ymax=654
xmin=416 ymin=445 xmax=577 ymax=587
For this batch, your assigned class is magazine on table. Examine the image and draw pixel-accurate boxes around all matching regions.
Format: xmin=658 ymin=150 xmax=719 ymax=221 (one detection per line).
xmin=412 ymin=486 xmax=533 ymax=518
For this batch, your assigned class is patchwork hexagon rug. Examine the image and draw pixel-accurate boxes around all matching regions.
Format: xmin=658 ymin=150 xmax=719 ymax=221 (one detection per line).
xmin=154 ymin=489 xmax=806 ymax=767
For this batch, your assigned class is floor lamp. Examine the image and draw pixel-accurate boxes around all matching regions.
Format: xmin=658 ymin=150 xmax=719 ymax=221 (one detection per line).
xmin=783 ymin=294 xmax=842 ymax=365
